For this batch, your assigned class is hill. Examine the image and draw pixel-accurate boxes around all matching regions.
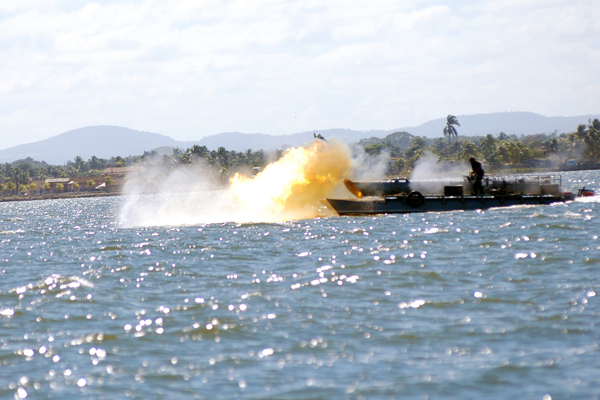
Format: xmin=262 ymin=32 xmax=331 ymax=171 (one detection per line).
xmin=402 ymin=112 xmax=590 ymax=137
xmin=0 ymin=126 xmax=181 ymax=165
xmin=196 ymin=128 xmax=397 ymax=152
xmin=0 ymin=112 xmax=595 ymax=164
xmin=0 ymin=127 xmax=397 ymax=164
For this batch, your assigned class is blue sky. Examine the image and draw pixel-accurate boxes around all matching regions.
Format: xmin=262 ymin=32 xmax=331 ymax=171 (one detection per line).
xmin=1 ymin=0 xmax=599 ymax=149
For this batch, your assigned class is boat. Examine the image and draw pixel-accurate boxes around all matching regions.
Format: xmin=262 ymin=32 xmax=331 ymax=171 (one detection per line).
xmin=578 ymin=187 xmax=595 ymax=197
xmin=323 ymin=174 xmax=579 ymax=216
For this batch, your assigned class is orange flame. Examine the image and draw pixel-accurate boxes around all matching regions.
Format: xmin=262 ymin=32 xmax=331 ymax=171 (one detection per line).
xmin=229 ymin=140 xmax=352 ymax=220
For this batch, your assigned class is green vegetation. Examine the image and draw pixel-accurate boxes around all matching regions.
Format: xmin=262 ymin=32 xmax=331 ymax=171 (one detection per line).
xmin=359 ymin=118 xmax=600 ymax=174
xmin=137 ymin=145 xmax=267 ymax=183
xmin=0 ymin=146 xmax=268 ymax=188
xmin=0 ymin=119 xmax=598 ymax=192
xmin=0 ymin=156 xmax=109 ymax=181
xmin=112 ymin=156 xmax=126 ymax=167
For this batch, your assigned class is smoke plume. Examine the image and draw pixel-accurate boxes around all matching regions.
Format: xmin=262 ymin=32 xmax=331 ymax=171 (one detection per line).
xmin=118 ymin=139 xmax=354 ymax=226
xmin=409 ymin=151 xmax=469 ymax=194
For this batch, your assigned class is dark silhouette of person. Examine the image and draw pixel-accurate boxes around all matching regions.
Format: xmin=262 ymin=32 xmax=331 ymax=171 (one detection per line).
xmin=469 ymin=158 xmax=484 ymax=195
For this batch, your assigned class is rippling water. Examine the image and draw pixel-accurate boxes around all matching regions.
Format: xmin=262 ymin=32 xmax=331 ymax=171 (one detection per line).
xmin=1 ymin=171 xmax=599 ymax=399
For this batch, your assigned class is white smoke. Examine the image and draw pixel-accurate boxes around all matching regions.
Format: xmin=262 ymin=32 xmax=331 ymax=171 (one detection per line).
xmin=349 ymin=146 xmax=393 ymax=181
xmin=118 ymin=160 xmax=232 ymax=227
xmin=409 ymin=151 xmax=469 ymax=194
xmin=118 ymin=139 xmax=357 ymax=227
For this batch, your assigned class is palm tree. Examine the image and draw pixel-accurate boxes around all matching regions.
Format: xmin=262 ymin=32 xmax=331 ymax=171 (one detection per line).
xmin=456 ymin=140 xmax=480 ymax=161
xmin=443 ymin=115 xmax=460 ymax=145
xmin=72 ymin=182 xmax=80 ymax=192
xmin=0 ymin=183 xmax=5 ymax=195
xmin=216 ymin=147 xmax=229 ymax=172
xmin=87 ymin=180 xmax=95 ymax=191
xmin=74 ymin=156 xmax=85 ymax=172
xmin=583 ymin=119 xmax=600 ymax=161
xmin=480 ymin=134 xmax=496 ymax=152
xmin=56 ymin=183 xmax=64 ymax=192
xmin=45 ymin=165 xmax=63 ymax=178
xmin=189 ymin=145 xmax=209 ymax=160
xmin=13 ymin=167 xmax=22 ymax=190
xmin=2 ymin=163 xmax=13 ymax=180
xmin=479 ymin=134 xmax=497 ymax=160
xmin=89 ymin=156 xmax=105 ymax=170
xmin=7 ymin=181 xmax=16 ymax=195
xmin=576 ymin=124 xmax=589 ymax=140
xmin=29 ymin=182 xmax=37 ymax=194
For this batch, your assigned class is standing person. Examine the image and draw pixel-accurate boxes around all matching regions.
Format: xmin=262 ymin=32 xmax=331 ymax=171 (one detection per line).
xmin=469 ymin=158 xmax=485 ymax=195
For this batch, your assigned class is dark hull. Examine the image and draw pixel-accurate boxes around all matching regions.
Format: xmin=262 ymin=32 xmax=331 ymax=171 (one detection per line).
xmin=324 ymin=193 xmax=573 ymax=216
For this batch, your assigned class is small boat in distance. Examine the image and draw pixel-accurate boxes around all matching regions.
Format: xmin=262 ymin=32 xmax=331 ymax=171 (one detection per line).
xmin=578 ymin=187 xmax=595 ymax=197
xmin=323 ymin=175 xmax=579 ymax=216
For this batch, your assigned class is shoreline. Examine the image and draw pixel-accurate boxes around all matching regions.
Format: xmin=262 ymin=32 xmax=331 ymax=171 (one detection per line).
xmin=2 ymin=166 xmax=598 ymax=204
xmin=0 ymin=191 xmax=121 ymax=203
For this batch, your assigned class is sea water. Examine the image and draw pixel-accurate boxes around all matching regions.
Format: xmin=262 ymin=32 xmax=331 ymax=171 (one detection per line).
xmin=1 ymin=171 xmax=599 ymax=399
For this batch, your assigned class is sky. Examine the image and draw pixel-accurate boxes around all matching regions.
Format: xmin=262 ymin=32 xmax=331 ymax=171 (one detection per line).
xmin=0 ymin=0 xmax=599 ymax=149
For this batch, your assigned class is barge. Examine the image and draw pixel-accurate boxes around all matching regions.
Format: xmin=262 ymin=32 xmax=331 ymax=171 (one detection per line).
xmin=324 ymin=175 xmax=578 ymax=216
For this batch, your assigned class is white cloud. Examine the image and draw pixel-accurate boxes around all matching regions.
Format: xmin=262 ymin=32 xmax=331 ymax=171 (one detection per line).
xmin=0 ymin=0 xmax=598 ymax=149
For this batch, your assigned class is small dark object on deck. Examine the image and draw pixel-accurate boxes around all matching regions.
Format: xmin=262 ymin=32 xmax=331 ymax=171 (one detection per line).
xmin=444 ymin=186 xmax=463 ymax=196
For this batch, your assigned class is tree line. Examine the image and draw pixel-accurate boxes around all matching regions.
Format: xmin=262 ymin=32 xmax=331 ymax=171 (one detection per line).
xmin=364 ymin=117 xmax=600 ymax=172
xmin=0 ymin=146 xmax=270 ymax=194
xmin=2 ymin=118 xmax=599 ymax=194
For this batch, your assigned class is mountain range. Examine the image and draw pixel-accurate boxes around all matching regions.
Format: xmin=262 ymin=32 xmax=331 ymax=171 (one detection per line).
xmin=0 ymin=112 xmax=594 ymax=165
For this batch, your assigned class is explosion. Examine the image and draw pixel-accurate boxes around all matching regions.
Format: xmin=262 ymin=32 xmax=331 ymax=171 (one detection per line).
xmin=118 ymin=139 xmax=354 ymax=227
xmin=229 ymin=139 xmax=352 ymax=220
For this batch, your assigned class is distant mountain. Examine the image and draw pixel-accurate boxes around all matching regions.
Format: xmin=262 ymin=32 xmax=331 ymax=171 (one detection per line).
xmin=196 ymin=128 xmax=397 ymax=152
xmin=0 ymin=112 xmax=594 ymax=164
xmin=400 ymin=112 xmax=592 ymax=138
xmin=0 ymin=126 xmax=181 ymax=165
xmin=0 ymin=126 xmax=397 ymax=164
